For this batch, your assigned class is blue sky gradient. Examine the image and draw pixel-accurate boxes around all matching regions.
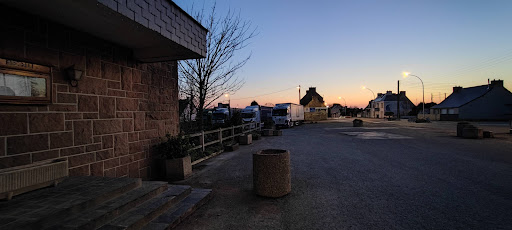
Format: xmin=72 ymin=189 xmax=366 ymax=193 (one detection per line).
xmin=174 ymin=0 xmax=512 ymax=108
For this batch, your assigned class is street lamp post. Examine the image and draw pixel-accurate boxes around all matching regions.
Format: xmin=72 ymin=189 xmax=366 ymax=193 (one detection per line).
xmin=403 ymin=72 xmax=425 ymax=119
xmin=362 ymin=86 xmax=376 ymax=118
xmin=297 ymin=85 xmax=301 ymax=104
xmin=362 ymin=86 xmax=375 ymax=99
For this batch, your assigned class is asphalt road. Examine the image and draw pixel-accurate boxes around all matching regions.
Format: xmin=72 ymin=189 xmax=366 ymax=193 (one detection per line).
xmin=176 ymin=119 xmax=512 ymax=229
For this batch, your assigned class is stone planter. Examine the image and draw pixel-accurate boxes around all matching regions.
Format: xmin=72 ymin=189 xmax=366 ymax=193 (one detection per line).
xmin=224 ymin=143 xmax=239 ymax=152
xmin=353 ymin=119 xmax=363 ymax=127
xmin=273 ymin=130 xmax=282 ymax=136
xmin=253 ymin=149 xmax=291 ymax=198
xmin=462 ymin=125 xmax=483 ymax=139
xmin=262 ymin=129 xmax=273 ymax=136
xmin=457 ymin=122 xmax=471 ymax=137
xmin=164 ymin=155 xmax=192 ymax=180
xmin=483 ymin=131 xmax=494 ymax=138
xmin=239 ymin=134 xmax=252 ymax=145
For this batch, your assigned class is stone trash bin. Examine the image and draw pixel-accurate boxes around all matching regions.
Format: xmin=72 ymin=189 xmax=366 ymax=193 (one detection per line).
xmin=353 ymin=119 xmax=363 ymax=127
xmin=253 ymin=149 xmax=291 ymax=198
xmin=457 ymin=121 xmax=471 ymax=137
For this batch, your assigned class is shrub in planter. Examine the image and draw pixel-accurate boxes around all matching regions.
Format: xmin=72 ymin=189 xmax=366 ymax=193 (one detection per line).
xmin=223 ymin=140 xmax=239 ymax=152
xmin=155 ymin=133 xmax=193 ymax=180
xmin=251 ymin=131 xmax=261 ymax=140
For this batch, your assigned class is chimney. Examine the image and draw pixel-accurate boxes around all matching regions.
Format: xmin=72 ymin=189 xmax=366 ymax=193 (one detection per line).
xmin=490 ymin=79 xmax=504 ymax=88
xmin=386 ymin=91 xmax=392 ymax=95
xmin=377 ymin=93 xmax=383 ymax=97
xmin=453 ymin=86 xmax=463 ymax=93
xmin=399 ymin=91 xmax=406 ymax=96
xmin=308 ymin=87 xmax=316 ymax=93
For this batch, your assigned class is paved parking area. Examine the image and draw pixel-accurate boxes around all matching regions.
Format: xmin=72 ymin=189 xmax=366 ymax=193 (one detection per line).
xmin=176 ymin=119 xmax=512 ymax=229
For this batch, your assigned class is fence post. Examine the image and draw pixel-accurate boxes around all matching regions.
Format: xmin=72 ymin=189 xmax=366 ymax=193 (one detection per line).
xmin=231 ymin=125 xmax=235 ymax=139
xmin=200 ymin=130 xmax=205 ymax=152
xmin=218 ymin=128 xmax=222 ymax=144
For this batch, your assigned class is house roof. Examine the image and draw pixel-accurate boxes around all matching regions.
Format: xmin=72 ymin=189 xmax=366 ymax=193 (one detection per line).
xmin=432 ymin=85 xmax=489 ymax=109
xmin=300 ymin=87 xmax=324 ymax=106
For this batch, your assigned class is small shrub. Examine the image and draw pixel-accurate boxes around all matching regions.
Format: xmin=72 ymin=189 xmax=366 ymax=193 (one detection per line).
xmin=155 ymin=133 xmax=193 ymax=159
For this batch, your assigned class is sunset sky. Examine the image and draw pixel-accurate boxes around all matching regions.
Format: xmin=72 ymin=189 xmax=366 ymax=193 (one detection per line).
xmin=174 ymin=0 xmax=512 ymax=108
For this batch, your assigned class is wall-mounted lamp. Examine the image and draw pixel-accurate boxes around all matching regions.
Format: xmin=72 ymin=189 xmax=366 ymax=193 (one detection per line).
xmin=66 ymin=65 xmax=83 ymax=87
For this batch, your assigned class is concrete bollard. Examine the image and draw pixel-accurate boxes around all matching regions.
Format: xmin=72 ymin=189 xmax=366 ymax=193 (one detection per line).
xmin=239 ymin=134 xmax=252 ymax=145
xmin=457 ymin=122 xmax=471 ymax=137
xmin=463 ymin=125 xmax=483 ymax=139
xmin=353 ymin=119 xmax=363 ymax=127
xmin=253 ymin=149 xmax=291 ymax=198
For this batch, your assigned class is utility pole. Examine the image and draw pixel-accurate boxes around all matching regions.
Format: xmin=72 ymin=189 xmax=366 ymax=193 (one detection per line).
xmin=431 ymin=93 xmax=433 ymax=103
xmin=397 ymin=80 xmax=400 ymax=120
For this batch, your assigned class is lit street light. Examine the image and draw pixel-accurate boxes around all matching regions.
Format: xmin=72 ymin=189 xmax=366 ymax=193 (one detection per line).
xmin=403 ymin=72 xmax=425 ymax=119
xmin=224 ymin=93 xmax=231 ymax=118
xmin=338 ymin=96 xmax=347 ymax=116
xmin=362 ymin=86 xmax=375 ymax=99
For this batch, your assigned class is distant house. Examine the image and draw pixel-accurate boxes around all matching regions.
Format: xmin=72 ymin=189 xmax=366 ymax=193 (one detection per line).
xmin=365 ymin=91 xmax=415 ymax=118
xmin=432 ymin=79 xmax=512 ymax=121
xmin=300 ymin=87 xmax=328 ymax=121
xmin=329 ymin=103 xmax=344 ymax=117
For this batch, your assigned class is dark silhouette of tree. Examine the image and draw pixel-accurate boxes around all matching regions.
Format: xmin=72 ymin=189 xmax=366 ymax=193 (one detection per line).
xmin=179 ymin=3 xmax=257 ymax=129
xmin=250 ymin=100 xmax=259 ymax=106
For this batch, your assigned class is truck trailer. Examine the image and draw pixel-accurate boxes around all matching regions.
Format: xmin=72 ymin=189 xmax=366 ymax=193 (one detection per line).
xmin=272 ymin=103 xmax=304 ymax=128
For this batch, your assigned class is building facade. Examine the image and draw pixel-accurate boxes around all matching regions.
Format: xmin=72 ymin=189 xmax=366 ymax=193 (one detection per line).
xmin=300 ymin=87 xmax=327 ymax=121
xmin=364 ymin=91 xmax=415 ymax=118
xmin=432 ymin=80 xmax=512 ymax=121
xmin=0 ymin=1 xmax=206 ymax=178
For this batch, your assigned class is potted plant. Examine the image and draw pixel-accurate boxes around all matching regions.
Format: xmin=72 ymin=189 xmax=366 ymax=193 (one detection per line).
xmin=155 ymin=133 xmax=193 ymax=180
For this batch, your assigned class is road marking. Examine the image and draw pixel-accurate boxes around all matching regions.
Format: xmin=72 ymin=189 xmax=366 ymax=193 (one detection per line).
xmin=339 ymin=131 xmax=413 ymax=139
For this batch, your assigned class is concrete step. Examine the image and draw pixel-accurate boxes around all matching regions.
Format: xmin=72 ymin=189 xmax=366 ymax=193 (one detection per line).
xmin=142 ymin=188 xmax=213 ymax=230
xmin=0 ymin=176 xmax=142 ymax=229
xmin=99 ymin=185 xmax=192 ymax=230
xmin=44 ymin=181 xmax=169 ymax=230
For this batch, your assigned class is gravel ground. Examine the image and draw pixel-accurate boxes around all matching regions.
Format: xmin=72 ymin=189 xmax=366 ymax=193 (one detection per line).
xmin=175 ymin=119 xmax=512 ymax=229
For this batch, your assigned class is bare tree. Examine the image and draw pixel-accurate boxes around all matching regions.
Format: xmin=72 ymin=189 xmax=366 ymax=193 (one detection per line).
xmin=179 ymin=3 xmax=257 ymax=129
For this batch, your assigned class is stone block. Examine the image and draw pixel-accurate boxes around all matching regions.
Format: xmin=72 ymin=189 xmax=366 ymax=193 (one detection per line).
xmin=105 ymin=168 xmax=116 ymax=177
xmin=74 ymin=120 xmax=93 ymax=145
xmin=96 ymin=149 xmax=114 ymax=160
xmin=122 ymin=119 xmax=134 ymax=132
xmin=483 ymin=131 xmax=494 ymax=138
xmin=65 ymin=113 xmax=82 ymax=120
xmin=85 ymin=143 xmax=102 ymax=152
xmin=57 ymin=93 xmax=77 ymax=103
xmin=93 ymin=120 xmax=123 ymax=135
xmin=29 ymin=113 xmax=65 ymax=133
xmin=134 ymin=112 xmax=145 ymax=131
xmin=108 ymin=80 xmax=121 ymax=89
xmin=90 ymin=162 xmax=104 ymax=176
xmin=7 ymin=134 xmax=49 ymax=154
xmin=457 ymin=122 xmax=471 ymax=137
xmin=102 ymin=62 xmax=121 ymax=81
xmin=50 ymin=132 xmax=74 ymax=149
xmin=69 ymin=76 xmax=108 ymax=95
xmin=114 ymin=133 xmax=129 ymax=156
xmin=69 ymin=165 xmax=90 ymax=176
xmin=32 ymin=150 xmax=60 ymax=162
xmin=102 ymin=135 xmax=114 ymax=149
xmin=104 ymin=157 xmax=120 ymax=169
xmin=78 ymin=95 xmax=99 ymax=112
xmin=0 ymin=154 xmax=31 ymax=170
xmin=121 ymin=67 xmax=133 ymax=91
xmin=60 ymin=146 xmax=85 ymax=156
xmin=128 ymin=132 xmax=139 ymax=142
xmin=83 ymin=113 xmax=99 ymax=119
xmin=116 ymin=98 xmax=139 ymax=111
xmin=129 ymin=142 xmax=143 ymax=154
xmin=108 ymin=88 xmax=125 ymax=98
xmin=239 ymin=134 xmax=252 ymax=145
xmin=116 ymin=164 xmax=129 ymax=177
xmin=25 ymin=44 xmax=59 ymax=67
xmin=68 ymin=152 xmax=95 ymax=167
xmin=462 ymin=127 xmax=483 ymax=139
xmin=0 ymin=113 xmax=27 ymax=136
xmin=86 ymin=54 xmax=101 ymax=78
xmin=99 ymin=96 xmax=116 ymax=118
xmin=59 ymin=51 xmax=85 ymax=72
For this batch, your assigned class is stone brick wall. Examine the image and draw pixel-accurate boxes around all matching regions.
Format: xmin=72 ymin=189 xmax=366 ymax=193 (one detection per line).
xmin=98 ymin=0 xmax=207 ymax=57
xmin=0 ymin=6 xmax=179 ymax=179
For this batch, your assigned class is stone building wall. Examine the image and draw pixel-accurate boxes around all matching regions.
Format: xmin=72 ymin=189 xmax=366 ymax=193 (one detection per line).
xmin=0 ymin=6 xmax=179 ymax=179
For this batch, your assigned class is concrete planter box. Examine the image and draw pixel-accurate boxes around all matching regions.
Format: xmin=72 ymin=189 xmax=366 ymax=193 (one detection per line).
xmin=273 ymin=130 xmax=283 ymax=136
xmin=463 ymin=126 xmax=483 ymax=139
xmin=253 ymin=149 xmax=291 ymax=198
xmin=262 ymin=129 xmax=273 ymax=136
xmin=164 ymin=155 xmax=192 ymax=180
xmin=0 ymin=159 xmax=68 ymax=200
xmin=224 ymin=143 xmax=239 ymax=152
xmin=483 ymin=131 xmax=494 ymax=138
xmin=239 ymin=134 xmax=252 ymax=145
xmin=457 ymin=122 xmax=471 ymax=137
xmin=353 ymin=119 xmax=363 ymax=127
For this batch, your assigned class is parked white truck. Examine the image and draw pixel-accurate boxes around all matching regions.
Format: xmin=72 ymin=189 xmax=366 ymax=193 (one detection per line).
xmin=272 ymin=103 xmax=304 ymax=128
xmin=211 ymin=108 xmax=230 ymax=124
xmin=241 ymin=105 xmax=260 ymax=128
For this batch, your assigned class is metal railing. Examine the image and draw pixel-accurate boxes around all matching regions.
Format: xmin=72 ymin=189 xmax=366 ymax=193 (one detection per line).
xmin=188 ymin=122 xmax=262 ymax=152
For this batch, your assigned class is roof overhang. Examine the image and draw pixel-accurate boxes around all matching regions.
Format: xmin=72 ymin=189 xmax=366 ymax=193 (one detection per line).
xmin=0 ymin=0 xmax=207 ymax=62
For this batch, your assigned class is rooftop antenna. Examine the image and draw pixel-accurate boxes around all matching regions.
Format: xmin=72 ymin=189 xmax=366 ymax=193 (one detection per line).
xmin=488 ymin=79 xmax=490 ymax=90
